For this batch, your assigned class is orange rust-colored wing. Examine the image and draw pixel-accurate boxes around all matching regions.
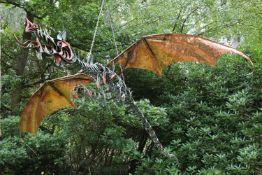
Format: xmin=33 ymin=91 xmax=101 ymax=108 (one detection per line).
xmin=20 ymin=74 xmax=93 ymax=133
xmin=109 ymin=34 xmax=252 ymax=76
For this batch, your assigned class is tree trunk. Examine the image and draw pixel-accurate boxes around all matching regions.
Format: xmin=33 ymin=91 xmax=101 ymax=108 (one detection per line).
xmin=129 ymin=131 xmax=148 ymax=173
xmin=11 ymin=12 xmax=33 ymax=110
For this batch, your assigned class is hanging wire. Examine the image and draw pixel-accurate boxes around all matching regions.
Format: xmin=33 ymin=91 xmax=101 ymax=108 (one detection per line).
xmin=105 ymin=5 xmax=119 ymax=55
xmin=105 ymin=0 xmax=127 ymax=80
xmin=87 ymin=0 xmax=106 ymax=62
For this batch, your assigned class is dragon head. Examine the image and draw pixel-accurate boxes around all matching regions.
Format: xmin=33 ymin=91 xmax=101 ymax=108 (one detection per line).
xmin=16 ymin=18 xmax=75 ymax=66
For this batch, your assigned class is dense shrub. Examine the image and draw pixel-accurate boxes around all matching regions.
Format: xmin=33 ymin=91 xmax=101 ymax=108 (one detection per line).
xmin=144 ymin=59 xmax=262 ymax=174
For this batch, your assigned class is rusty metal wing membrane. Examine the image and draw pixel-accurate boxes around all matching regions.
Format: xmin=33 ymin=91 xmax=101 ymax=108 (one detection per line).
xmin=109 ymin=34 xmax=252 ymax=76
xmin=20 ymin=74 xmax=93 ymax=133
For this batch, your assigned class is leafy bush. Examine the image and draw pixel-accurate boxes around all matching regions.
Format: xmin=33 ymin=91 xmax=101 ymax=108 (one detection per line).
xmin=154 ymin=60 xmax=262 ymax=174
xmin=0 ymin=116 xmax=68 ymax=174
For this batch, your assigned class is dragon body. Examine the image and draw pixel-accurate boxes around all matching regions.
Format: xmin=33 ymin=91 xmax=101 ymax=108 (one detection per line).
xmin=17 ymin=19 xmax=251 ymax=162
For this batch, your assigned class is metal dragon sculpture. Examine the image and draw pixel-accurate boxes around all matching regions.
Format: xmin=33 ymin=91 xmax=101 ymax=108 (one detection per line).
xmin=17 ymin=19 xmax=252 ymax=161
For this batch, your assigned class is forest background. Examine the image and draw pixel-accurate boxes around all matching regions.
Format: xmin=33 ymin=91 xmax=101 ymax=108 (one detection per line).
xmin=0 ymin=0 xmax=262 ymax=174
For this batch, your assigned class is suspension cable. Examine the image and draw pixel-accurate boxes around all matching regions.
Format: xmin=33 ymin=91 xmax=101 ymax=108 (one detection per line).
xmin=105 ymin=1 xmax=127 ymax=79
xmin=106 ymin=5 xmax=119 ymax=55
xmin=87 ymin=0 xmax=106 ymax=60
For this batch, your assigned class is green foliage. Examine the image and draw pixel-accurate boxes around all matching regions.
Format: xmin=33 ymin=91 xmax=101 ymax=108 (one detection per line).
xmin=56 ymin=99 xmax=168 ymax=174
xmin=157 ymin=60 xmax=262 ymax=174
xmin=135 ymin=157 xmax=179 ymax=175
xmin=0 ymin=117 xmax=68 ymax=175
xmin=1 ymin=0 xmax=262 ymax=174
xmin=0 ymin=99 xmax=168 ymax=174
xmin=120 ymin=58 xmax=262 ymax=175
xmin=134 ymin=148 xmax=179 ymax=175
xmin=0 ymin=116 xmax=20 ymax=136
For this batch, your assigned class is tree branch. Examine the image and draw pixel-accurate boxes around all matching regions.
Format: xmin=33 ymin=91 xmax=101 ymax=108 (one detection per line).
xmin=196 ymin=19 xmax=243 ymax=36
xmin=0 ymin=0 xmax=47 ymax=19
xmin=180 ymin=7 xmax=200 ymax=33
xmin=172 ymin=8 xmax=183 ymax=32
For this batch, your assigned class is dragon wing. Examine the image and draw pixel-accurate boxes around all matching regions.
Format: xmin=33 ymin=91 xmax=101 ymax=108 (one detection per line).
xmin=20 ymin=73 xmax=93 ymax=133
xmin=109 ymin=34 xmax=252 ymax=76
